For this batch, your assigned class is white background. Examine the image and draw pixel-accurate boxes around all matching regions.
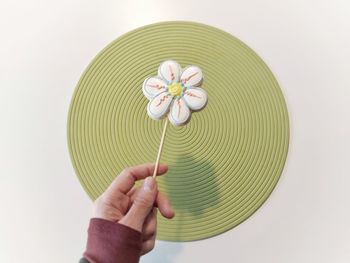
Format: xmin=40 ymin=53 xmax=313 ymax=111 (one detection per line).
xmin=1 ymin=0 xmax=349 ymax=262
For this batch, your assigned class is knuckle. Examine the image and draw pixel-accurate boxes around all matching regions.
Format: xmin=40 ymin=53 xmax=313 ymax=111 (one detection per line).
xmin=141 ymin=238 xmax=156 ymax=255
xmin=122 ymin=167 xmax=131 ymax=175
xmin=145 ymin=224 xmax=156 ymax=236
xmin=149 ymin=214 xmax=157 ymax=228
xmin=134 ymin=194 xmax=152 ymax=207
xmin=144 ymin=219 xmax=157 ymax=238
xmin=148 ymin=240 xmax=155 ymax=250
xmin=144 ymin=239 xmax=155 ymax=253
xmin=146 ymin=227 xmax=156 ymax=238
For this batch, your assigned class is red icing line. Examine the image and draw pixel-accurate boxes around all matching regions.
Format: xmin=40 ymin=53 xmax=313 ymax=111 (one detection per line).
xmin=185 ymin=91 xmax=201 ymax=98
xmin=177 ymin=100 xmax=181 ymax=118
xmin=147 ymin=84 xmax=164 ymax=89
xmin=169 ymin=65 xmax=175 ymax=81
xmin=181 ymin=72 xmax=199 ymax=84
xmin=156 ymin=95 xmax=168 ymax=107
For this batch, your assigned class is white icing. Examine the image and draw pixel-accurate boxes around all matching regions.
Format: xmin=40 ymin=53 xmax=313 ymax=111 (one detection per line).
xmin=168 ymin=98 xmax=191 ymax=126
xmin=142 ymin=77 xmax=167 ymax=100
xmin=144 ymin=60 xmax=208 ymax=126
xmin=180 ymin=66 xmax=203 ymax=87
xmin=147 ymin=91 xmax=172 ymax=120
xmin=183 ymin=87 xmax=208 ymax=111
xmin=158 ymin=60 xmax=181 ymax=84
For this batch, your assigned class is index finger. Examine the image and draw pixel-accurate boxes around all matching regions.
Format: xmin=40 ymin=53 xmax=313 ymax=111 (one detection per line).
xmin=105 ymin=163 xmax=168 ymax=195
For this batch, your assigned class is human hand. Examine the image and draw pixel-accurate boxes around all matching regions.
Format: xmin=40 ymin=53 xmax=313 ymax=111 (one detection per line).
xmin=93 ymin=163 xmax=174 ymax=255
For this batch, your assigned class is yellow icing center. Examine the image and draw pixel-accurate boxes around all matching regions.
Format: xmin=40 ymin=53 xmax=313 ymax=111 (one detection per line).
xmin=168 ymin=83 xmax=182 ymax=97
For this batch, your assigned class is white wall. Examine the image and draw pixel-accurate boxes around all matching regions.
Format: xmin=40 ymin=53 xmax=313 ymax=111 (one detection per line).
xmin=0 ymin=0 xmax=349 ymax=262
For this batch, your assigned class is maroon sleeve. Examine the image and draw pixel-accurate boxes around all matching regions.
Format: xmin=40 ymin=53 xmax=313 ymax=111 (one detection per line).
xmin=83 ymin=218 xmax=142 ymax=263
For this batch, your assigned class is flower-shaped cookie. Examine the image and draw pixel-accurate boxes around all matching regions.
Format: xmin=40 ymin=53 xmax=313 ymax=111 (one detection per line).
xmin=143 ymin=60 xmax=208 ymax=126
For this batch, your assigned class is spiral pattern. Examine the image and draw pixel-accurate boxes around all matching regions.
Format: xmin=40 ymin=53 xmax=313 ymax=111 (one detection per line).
xmin=67 ymin=21 xmax=289 ymax=241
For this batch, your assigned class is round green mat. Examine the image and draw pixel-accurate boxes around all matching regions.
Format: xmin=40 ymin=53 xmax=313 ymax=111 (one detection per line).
xmin=67 ymin=21 xmax=289 ymax=241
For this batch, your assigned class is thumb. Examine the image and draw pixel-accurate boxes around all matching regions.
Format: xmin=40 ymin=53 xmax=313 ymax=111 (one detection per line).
xmin=119 ymin=176 xmax=157 ymax=232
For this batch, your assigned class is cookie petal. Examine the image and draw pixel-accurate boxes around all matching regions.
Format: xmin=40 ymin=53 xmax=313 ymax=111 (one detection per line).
xmin=158 ymin=60 xmax=181 ymax=83
xmin=180 ymin=66 xmax=203 ymax=87
xmin=183 ymin=87 xmax=208 ymax=111
xmin=168 ymin=98 xmax=191 ymax=126
xmin=147 ymin=92 xmax=173 ymax=120
xmin=143 ymin=77 xmax=167 ymax=100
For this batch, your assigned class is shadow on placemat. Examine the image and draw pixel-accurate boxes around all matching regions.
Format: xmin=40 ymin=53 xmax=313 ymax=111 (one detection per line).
xmin=162 ymin=154 xmax=220 ymax=239
xmin=166 ymin=154 xmax=220 ymax=215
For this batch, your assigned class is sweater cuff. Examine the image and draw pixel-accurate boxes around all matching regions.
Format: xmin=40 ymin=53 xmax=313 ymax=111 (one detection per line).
xmin=83 ymin=218 xmax=142 ymax=263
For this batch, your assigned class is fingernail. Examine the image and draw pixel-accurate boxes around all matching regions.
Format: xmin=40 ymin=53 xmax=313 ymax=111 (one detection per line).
xmin=144 ymin=177 xmax=155 ymax=192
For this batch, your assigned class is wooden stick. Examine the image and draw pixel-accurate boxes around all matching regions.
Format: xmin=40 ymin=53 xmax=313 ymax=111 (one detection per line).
xmin=153 ymin=118 xmax=169 ymax=178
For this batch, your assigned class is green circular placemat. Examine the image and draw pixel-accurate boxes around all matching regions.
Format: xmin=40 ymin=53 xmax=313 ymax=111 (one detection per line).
xmin=68 ymin=21 xmax=289 ymax=241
